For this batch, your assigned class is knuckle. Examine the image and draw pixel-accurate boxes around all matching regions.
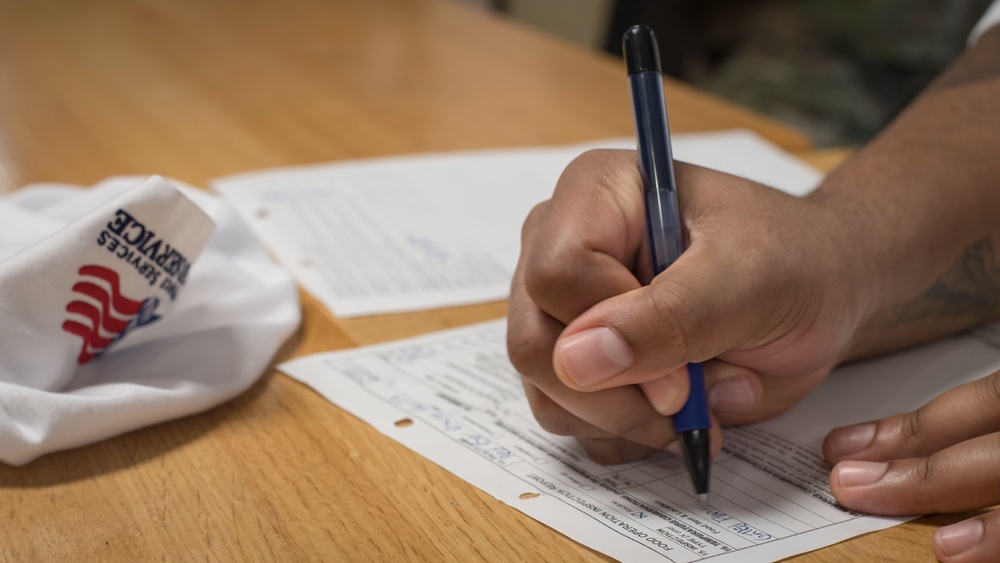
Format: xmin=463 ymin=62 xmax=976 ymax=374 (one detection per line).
xmin=568 ymin=148 xmax=628 ymax=177
xmin=527 ymin=400 xmax=576 ymax=437
xmin=517 ymin=202 xmax=569 ymax=315
xmin=910 ymin=455 xmax=940 ymax=497
xmin=582 ymin=445 xmax=630 ymax=466
xmin=578 ymin=436 xmax=651 ymax=465
xmin=569 ymin=148 xmax=605 ymax=167
xmin=506 ymin=327 xmax=552 ymax=380
xmin=979 ymin=371 xmax=1000 ymax=409
xmin=898 ymin=407 xmax=926 ymax=444
xmin=610 ymin=410 xmax=672 ymax=450
xmin=520 ymin=201 xmax=549 ymax=244
xmin=522 ymin=250 xmax=569 ymax=307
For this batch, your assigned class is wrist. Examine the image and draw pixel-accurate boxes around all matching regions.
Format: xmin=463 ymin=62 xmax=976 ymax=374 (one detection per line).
xmin=801 ymin=182 xmax=885 ymax=362
xmin=809 ymin=86 xmax=1000 ymax=360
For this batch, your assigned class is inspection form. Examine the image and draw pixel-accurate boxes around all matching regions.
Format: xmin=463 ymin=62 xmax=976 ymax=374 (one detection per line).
xmin=279 ymin=320 xmax=1000 ymax=562
xmin=214 ymin=130 xmax=820 ymax=317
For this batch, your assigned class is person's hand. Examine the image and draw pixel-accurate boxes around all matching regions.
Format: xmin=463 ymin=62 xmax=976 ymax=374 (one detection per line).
xmin=824 ymin=368 xmax=1000 ymax=563
xmin=507 ymin=149 xmax=873 ymax=463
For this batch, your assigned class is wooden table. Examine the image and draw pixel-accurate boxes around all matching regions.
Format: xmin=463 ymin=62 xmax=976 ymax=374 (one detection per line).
xmin=0 ymin=1 xmax=959 ymax=561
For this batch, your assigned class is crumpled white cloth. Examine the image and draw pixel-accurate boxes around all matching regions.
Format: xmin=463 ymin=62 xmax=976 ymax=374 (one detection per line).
xmin=0 ymin=175 xmax=301 ymax=465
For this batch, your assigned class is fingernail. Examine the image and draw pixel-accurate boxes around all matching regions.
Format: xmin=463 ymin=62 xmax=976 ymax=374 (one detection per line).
xmin=556 ymin=327 xmax=633 ymax=387
xmin=827 ymin=423 xmax=876 ymax=458
xmin=935 ymin=519 xmax=983 ymax=557
xmin=708 ymin=375 xmax=756 ymax=414
xmin=834 ymin=460 xmax=888 ymax=487
xmin=642 ymin=374 xmax=683 ymax=415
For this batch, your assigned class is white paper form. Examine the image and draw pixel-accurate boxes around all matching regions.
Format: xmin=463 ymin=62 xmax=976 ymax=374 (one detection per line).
xmin=213 ymin=130 xmax=821 ymax=317
xmin=279 ymin=319 xmax=1000 ymax=562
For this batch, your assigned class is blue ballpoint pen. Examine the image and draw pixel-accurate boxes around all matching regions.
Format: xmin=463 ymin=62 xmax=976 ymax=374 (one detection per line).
xmin=623 ymin=25 xmax=711 ymax=505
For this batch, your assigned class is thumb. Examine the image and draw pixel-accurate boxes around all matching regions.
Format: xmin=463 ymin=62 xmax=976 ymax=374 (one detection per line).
xmin=552 ymin=244 xmax=769 ymax=391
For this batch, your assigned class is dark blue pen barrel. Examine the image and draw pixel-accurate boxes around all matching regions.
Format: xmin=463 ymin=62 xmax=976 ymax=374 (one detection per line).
xmin=645 ymin=190 xmax=684 ymax=275
xmin=629 ymin=71 xmax=686 ymax=276
xmin=626 ymin=24 xmax=710 ymax=497
xmin=673 ymin=362 xmax=710 ymax=431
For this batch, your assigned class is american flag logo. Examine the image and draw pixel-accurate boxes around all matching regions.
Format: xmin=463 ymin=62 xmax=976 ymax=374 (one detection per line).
xmin=61 ymin=265 xmax=160 ymax=364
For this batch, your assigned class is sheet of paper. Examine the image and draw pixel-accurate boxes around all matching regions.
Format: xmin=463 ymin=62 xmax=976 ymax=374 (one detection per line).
xmin=279 ymin=320 xmax=1000 ymax=562
xmin=213 ymin=130 xmax=821 ymax=317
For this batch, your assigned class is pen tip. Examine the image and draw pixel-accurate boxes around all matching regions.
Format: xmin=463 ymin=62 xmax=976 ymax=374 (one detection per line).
xmin=699 ymin=493 xmax=709 ymax=510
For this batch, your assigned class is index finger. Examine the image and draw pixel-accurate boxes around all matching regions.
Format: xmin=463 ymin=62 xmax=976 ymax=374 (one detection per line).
xmin=508 ymin=235 xmax=678 ymax=450
xmin=829 ymin=432 xmax=1000 ymax=515
xmin=824 ymin=370 xmax=1000 ymax=464
xmin=521 ymin=149 xmax=648 ymax=325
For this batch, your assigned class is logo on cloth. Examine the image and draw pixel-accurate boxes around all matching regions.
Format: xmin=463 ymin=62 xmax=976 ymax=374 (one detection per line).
xmin=61 ymin=265 xmax=161 ymax=364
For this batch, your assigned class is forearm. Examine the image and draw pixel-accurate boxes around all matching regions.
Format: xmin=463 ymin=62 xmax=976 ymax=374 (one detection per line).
xmin=813 ymin=26 xmax=1000 ymax=359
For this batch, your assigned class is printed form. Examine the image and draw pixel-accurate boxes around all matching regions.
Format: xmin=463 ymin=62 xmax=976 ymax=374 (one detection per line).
xmin=280 ymin=319 xmax=1000 ymax=562
xmin=214 ymin=130 xmax=821 ymax=317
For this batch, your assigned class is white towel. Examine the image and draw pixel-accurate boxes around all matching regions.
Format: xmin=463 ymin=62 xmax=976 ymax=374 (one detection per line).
xmin=0 ymin=175 xmax=301 ymax=465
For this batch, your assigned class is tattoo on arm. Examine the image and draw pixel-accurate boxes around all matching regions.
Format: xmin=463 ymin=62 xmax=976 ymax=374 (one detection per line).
xmin=893 ymin=237 xmax=1000 ymax=324
xmin=923 ymin=25 xmax=1000 ymax=95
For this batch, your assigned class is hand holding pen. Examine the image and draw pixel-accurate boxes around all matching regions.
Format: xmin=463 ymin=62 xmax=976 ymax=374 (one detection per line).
xmin=505 ymin=121 xmax=862 ymax=445
xmin=506 ymin=25 xmax=887 ymax=483
xmin=505 ymin=127 xmax=858 ymax=448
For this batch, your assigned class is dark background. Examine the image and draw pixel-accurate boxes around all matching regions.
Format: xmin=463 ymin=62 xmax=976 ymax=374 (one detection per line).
xmin=496 ymin=0 xmax=994 ymax=147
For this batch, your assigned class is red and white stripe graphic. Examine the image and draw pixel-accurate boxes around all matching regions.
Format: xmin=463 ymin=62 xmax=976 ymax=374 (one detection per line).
xmin=61 ymin=265 xmax=145 ymax=364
